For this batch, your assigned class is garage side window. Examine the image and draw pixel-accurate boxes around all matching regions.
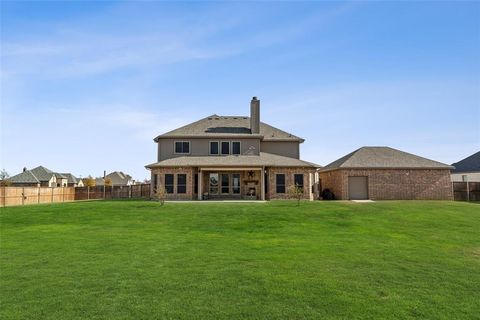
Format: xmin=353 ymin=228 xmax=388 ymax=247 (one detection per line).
xmin=276 ymin=174 xmax=286 ymax=194
xmin=165 ymin=174 xmax=174 ymax=193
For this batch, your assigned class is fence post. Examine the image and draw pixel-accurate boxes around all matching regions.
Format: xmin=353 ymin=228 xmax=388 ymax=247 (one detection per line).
xmin=103 ymin=185 xmax=106 ymax=199
xmin=51 ymin=187 xmax=54 ymax=203
xmin=467 ymin=181 xmax=470 ymax=202
xmin=63 ymin=187 xmax=65 ymax=202
xmin=87 ymin=186 xmax=90 ymax=200
xmin=38 ymin=186 xmax=40 ymax=204
xmin=22 ymin=187 xmax=25 ymax=205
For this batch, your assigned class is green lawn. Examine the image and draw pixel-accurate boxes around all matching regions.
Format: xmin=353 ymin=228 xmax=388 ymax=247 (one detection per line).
xmin=1 ymin=200 xmax=479 ymax=319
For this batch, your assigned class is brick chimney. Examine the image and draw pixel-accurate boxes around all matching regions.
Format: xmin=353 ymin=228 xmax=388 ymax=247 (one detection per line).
xmin=250 ymin=96 xmax=260 ymax=134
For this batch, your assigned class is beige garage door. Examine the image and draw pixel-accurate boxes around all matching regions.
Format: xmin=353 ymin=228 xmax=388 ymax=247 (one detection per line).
xmin=348 ymin=176 xmax=368 ymax=200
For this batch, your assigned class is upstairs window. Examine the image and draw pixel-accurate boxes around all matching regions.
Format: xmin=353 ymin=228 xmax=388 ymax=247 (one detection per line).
xmin=221 ymin=142 xmax=230 ymax=155
xmin=294 ymin=174 xmax=304 ymax=192
xmin=175 ymin=141 xmax=190 ymax=154
xmin=232 ymin=141 xmax=241 ymax=155
xmin=210 ymin=141 xmax=219 ymax=155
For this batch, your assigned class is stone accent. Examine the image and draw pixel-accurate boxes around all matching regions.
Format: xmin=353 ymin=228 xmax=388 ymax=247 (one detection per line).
xmin=319 ymin=169 xmax=453 ymax=200
xmin=150 ymin=167 xmax=196 ymax=200
xmin=266 ymin=167 xmax=315 ymax=200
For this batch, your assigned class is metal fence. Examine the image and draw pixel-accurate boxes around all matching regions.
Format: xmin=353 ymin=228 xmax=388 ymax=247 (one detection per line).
xmin=453 ymin=182 xmax=480 ymax=201
xmin=74 ymin=184 xmax=151 ymax=201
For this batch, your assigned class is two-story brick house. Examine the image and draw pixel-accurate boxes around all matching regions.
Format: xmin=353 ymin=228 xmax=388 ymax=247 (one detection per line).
xmin=146 ymin=97 xmax=319 ymax=200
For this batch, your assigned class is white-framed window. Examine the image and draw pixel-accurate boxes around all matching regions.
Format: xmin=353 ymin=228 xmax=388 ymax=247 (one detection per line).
xmin=209 ymin=141 xmax=219 ymax=155
xmin=221 ymin=141 xmax=230 ymax=155
xmin=232 ymin=141 xmax=241 ymax=155
xmin=174 ymin=141 xmax=190 ymax=154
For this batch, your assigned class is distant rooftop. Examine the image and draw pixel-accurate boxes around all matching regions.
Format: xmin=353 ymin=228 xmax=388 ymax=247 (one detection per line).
xmin=452 ymin=151 xmax=480 ymax=173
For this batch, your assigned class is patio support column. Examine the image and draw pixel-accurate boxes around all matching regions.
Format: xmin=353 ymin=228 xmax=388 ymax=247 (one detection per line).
xmin=261 ymin=167 xmax=265 ymax=201
xmin=198 ymin=169 xmax=203 ymax=200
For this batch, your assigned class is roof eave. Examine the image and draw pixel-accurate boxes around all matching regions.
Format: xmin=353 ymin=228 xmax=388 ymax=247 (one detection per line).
xmin=154 ymin=134 xmax=265 ymax=142
xmin=318 ymin=166 xmax=455 ymax=173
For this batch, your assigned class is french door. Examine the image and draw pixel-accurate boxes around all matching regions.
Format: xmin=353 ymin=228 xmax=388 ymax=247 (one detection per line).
xmin=210 ymin=173 xmax=241 ymax=195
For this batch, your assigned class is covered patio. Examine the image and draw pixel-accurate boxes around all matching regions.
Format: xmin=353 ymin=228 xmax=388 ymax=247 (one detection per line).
xmin=197 ymin=167 xmax=266 ymax=201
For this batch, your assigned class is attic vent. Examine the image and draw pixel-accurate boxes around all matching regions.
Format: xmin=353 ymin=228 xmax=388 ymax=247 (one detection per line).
xmin=215 ymin=117 xmax=220 ymax=120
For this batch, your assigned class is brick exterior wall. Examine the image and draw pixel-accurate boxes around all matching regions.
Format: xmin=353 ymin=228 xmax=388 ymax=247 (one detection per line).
xmin=319 ymin=169 xmax=453 ymax=200
xmin=266 ymin=167 xmax=315 ymax=200
xmin=150 ymin=167 xmax=196 ymax=200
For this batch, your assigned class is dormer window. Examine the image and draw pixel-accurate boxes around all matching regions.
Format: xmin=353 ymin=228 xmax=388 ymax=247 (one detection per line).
xmin=174 ymin=141 xmax=190 ymax=154
xmin=210 ymin=141 xmax=219 ymax=155
xmin=221 ymin=142 xmax=230 ymax=155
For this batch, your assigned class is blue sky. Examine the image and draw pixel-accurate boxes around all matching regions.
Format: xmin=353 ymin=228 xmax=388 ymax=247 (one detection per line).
xmin=1 ymin=1 xmax=479 ymax=180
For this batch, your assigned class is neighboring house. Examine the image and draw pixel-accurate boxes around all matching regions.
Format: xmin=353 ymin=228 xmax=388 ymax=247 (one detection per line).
xmin=60 ymin=173 xmax=84 ymax=187
xmin=318 ymin=147 xmax=454 ymax=200
xmin=8 ymin=166 xmax=75 ymax=187
xmin=95 ymin=171 xmax=134 ymax=186
xmin=145 ymin=97 xmax=319 ymax=200
xmin=451 ymin=151 xmax=480 ymax=182
xmin=107 ymin=171 xmax=134 ymax=186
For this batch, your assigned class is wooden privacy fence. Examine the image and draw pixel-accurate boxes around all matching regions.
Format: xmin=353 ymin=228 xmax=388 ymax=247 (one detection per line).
xmin=74 ymin=184 xmax=151 ymax=201
xmin=453 ymin=182 xmax=480 ymax=201
xmin=1 ymin=187 xmax=75 ymax=207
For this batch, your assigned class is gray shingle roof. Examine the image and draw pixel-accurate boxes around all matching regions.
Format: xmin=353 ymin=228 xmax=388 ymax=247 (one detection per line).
xmin=146 ymin=152 xmax=319 ymax=168
xmin=319 ymin=147 xmax=454 ymax=172
xmin=29 ymin=166 xmax=56 ymax=182
xmin=8 ymin=170 xmax=40 ymax=183
xmin=55 ymin=173 xmax=68 ymax=179
xmin=60 ymin=173 xmax=78 ymax=184
xmin=452 ymin=151 xmax=480 ymax=173
xmin=154 ymin=115 xmax=304 ymax=142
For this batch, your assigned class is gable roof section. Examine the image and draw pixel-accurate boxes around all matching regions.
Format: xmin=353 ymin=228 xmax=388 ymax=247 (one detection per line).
xmin=319 ymin=147 xmax=454 ymax=172
xmin=452 ymin=151 xmax=480 ymax=173
xmin=146 ymin=152 xmax=320 ymax=168
xmin=154 ymin=115 xmax=304 ymax=142
xmin=29 ymin=166 xmax=56 ymax=182
xmin=105 ymin=171 xmax=133 ymax=185
xmin=8 ymin=170 xmax=40 ymax=184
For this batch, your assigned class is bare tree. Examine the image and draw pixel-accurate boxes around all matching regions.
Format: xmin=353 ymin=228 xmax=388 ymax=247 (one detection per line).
xmin=0 ymin=169 xmax=9 ymax=180
xmin=288 ymin=184 xmax=304 ymax=206
xmin=155 ymin=187 xmax=168 ymax=206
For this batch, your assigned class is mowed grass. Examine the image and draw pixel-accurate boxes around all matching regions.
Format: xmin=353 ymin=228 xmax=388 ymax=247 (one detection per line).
xmin=1 ymin=200 xmax=479 ymax=319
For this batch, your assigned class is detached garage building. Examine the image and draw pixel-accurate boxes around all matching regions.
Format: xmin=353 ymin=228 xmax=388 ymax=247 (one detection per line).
xmin=318 ymin=147 xmax=454 ymax=200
